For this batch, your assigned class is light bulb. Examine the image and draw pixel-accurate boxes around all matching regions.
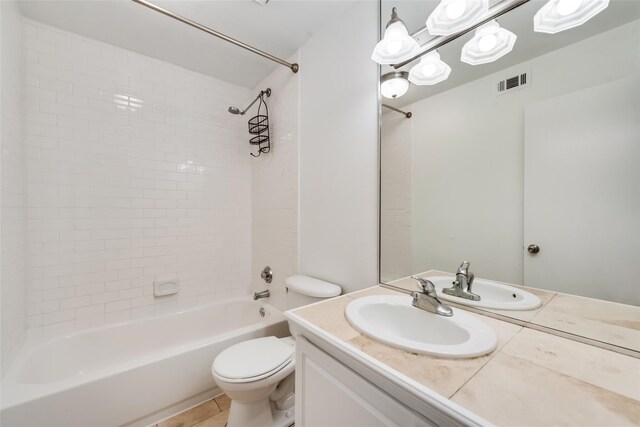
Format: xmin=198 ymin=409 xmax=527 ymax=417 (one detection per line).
xmin=445 ymin=0 xmax=467 ymax=20
xmin=409 ymin=52 xmax=451 ymax=86
xmin=534 ymin=0 xmax=609 ymax=34
xmin=461 ymin=20 xmax=516 ymax=65
xmin=421 ymin=63 xmax=437 ymax=77
xmin=372 ymin=13 xmax=420 ymax=65
xmin=556 ymin=0 xmax=582 ymax=16
xmin=478 ymin=34 xmax=497 ymax=52
xmin=386 ymin=40 xmax=402 ymax=54
xmin=427 ymin=0 xmax=488 ymax=36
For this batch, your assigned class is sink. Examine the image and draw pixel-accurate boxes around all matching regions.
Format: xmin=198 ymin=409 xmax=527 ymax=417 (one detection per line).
xmin=427 ymin=276 xmax=542 ymax=311
xmin=345 ymin=295 xmax=497 ymax=358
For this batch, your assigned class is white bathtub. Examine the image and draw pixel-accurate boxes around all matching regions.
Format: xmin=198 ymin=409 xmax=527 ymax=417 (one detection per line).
xmin=1 ymin=298 xmax=289 ymax=427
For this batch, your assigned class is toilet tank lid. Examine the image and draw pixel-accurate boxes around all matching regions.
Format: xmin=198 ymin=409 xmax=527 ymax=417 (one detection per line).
xmin=286 ymin=275 xmax=342 ymax=298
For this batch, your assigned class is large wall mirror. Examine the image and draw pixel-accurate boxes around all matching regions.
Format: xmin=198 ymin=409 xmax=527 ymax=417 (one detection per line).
xmin=379 ymin=0 xmax=639 ymax=353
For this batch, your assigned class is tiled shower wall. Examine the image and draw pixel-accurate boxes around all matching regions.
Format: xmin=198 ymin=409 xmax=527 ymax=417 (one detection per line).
xmin=380 ymin=112 xmax=412 ymax=283
xmin=24 ymin=20 xmax=253 ymax=333
xmin=1 ymin=0 xmax=26 ymax=374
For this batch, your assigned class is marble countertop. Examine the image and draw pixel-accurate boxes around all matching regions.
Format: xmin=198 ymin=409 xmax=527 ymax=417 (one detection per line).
xmin=288 ymin=286 xmax=640 ymax=426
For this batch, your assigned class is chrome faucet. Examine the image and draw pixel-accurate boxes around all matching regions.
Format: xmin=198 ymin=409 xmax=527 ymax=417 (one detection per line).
xmin=410 ymin=276 xmax=453 ymax=317
xmin=253 ymin=290 xmax=270 ymax=300
xmin=442 ymin=261 xmax=481 ymax=301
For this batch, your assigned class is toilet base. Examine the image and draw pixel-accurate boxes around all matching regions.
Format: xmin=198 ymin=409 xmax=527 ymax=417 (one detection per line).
xmin=272 ymin=405 xmax=295 ymax=427
xmin=227 ymin=399 xmax=294 ymax=427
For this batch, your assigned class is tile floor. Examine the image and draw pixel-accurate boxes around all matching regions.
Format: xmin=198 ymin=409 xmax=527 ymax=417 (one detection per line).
xmin=156 ymin=394 xmax=231 ymax=427
xmin=156 ymin=394 xmax=295 ymax=427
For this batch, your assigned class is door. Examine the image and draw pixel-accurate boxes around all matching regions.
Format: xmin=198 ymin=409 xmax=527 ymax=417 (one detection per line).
xmin=524 ymin=77 xmax=640 ymax=305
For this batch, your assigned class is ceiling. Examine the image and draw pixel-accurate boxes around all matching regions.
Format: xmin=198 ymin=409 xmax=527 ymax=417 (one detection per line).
xmin=381 ymin=0 xmax=640 ymax=108
xmin=18 ymin=0 xmax=355 ymax=88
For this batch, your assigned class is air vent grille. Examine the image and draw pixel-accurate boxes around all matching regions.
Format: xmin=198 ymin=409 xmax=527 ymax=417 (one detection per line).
xmin=496 ymin=71 xmax=531 ymax=95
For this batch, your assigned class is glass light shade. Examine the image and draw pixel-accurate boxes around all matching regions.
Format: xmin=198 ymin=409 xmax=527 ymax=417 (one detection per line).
xmin=534 ymin=0 xmax=609 ymax=34
xmin=372 ymin=21 xmax=420 ymax=65
xmin=460 ymin=20 xmax=517 ymax=65
xmin=408 ymin=52 xmax=451 ymax=86
xmin=380 ymin=72 xmax=410 ymax=99
xmin=426 ymin=0 xmax=489 ymax=36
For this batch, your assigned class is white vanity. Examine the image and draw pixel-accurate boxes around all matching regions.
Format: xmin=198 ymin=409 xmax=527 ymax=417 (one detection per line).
xmin=285 ymin=287 xmax=640 ymax=426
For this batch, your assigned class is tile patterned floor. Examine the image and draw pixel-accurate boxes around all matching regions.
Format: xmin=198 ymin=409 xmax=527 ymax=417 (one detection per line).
xmin=156 ymin=394 xmax=231 ymax=427
xmin=156 ymin=394 xmax=294 ymax=427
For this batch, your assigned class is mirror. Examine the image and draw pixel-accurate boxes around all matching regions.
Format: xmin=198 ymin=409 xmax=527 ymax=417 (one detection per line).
xmin=379 ymin=0 xmax=640 ymax=353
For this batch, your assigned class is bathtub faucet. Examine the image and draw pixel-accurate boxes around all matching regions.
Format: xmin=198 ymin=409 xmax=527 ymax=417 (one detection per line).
xmin=253 ymin=290 xmax=270 ymax=300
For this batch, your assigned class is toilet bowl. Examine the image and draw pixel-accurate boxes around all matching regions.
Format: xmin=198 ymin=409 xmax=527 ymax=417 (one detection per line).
xmin=212 ymin=275 xmax=341 ymax=427
xmin=212 ymin=336 xmax=296 ymax=427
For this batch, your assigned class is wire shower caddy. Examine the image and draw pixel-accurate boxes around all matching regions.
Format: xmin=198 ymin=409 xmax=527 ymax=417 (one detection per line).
xmin=248 ymin=90 xmax=271 ymax=157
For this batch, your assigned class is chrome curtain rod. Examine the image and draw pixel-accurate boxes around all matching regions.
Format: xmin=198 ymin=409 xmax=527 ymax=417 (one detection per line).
xmin=382 ymin=104 xmax=412 ymax=118
xmin=393 ymin=0 xmax=530 ymax=69
xmin=131 ymin=0 xmax=299 ymax=73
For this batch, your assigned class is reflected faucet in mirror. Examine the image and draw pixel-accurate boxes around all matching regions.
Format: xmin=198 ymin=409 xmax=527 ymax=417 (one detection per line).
xmin=411 ymin=276 xmax=453 ymax=317
xmin=443 ymin=261 xmax=481 ymax=301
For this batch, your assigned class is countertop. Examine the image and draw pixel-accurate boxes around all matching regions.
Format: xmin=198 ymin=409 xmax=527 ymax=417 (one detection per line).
xmin=288 ymin=286 xmax=640 ymax=426
xmin=388 ymin=270 xmax=640 ymax=354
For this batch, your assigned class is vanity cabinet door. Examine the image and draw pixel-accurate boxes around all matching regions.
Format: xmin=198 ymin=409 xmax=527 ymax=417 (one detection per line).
xmin=296 ymin=337 xmax=435 ymax=427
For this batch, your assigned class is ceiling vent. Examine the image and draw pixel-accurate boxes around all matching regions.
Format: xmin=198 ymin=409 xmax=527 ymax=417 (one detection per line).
xmin=496 ymin=70 xmax=531 ymax=96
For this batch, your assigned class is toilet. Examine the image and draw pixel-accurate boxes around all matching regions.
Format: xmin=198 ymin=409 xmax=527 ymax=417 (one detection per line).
xmin=211 ymin=275 xmax=341 ymax=427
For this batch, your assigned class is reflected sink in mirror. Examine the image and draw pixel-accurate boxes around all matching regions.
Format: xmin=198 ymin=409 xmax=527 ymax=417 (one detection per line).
xmin=426 ymin=276 xmax=542 ymax=311
xmin=345 ymin=295 xmax=497 ymax=359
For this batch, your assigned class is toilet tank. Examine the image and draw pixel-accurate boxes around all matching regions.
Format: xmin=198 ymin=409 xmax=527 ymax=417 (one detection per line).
xmin=285 ymin=275 xmax=342 ymax=309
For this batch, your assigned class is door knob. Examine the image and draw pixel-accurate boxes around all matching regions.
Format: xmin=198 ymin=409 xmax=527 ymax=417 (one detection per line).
xmin=527 ymin=244 xmax=540 ymax=254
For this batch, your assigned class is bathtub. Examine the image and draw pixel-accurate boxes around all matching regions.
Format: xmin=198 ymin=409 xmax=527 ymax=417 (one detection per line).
xmin=1 ymin=298 xmax=289 ymax=427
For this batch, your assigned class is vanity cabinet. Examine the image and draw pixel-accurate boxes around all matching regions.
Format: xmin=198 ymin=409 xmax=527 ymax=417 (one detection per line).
xmin=295 ymin=337 xmax=435 ymax=427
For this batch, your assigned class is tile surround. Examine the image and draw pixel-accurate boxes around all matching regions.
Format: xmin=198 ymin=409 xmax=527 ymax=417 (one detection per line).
xmin=1 ymin=0 xmax=26 ymax=375
xmin=23 ymin=20 xmax=254 ymax=333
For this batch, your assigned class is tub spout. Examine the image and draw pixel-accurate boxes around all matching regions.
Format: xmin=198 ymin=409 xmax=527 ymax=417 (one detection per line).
xmin=253 ymin=290 xmax=270 ymax=300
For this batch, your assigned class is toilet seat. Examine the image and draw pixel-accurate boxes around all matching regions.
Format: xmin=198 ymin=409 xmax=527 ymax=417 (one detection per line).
xmin=213 ymin=337 xmax=294 ymax=383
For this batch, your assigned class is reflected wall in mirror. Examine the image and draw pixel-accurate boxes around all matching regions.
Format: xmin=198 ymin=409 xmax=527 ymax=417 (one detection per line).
xmin=379 ymin=0 xmax=640 ymax=351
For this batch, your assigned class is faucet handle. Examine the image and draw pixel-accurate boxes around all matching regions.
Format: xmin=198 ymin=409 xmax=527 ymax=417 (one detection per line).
xmin=411 ymin=276 xmax=436 ymax=294
xmin=457 ymin=261 xmax=471 ymax=276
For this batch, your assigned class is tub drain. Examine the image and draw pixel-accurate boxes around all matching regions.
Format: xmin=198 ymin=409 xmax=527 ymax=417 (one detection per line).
xmin=259 ymin=307 xmax=266 ymax=317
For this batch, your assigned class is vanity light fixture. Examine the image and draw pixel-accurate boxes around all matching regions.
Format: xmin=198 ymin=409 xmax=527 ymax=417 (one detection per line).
xmin=534 ymin=0 xmax=609 ymax=34
xmin=372 ymin=7 xmax=420 ymax=65
xmin=409 ymin=51 xmax=451 ymax=85
xmin=380 ymin=71 xmax=410 ymax=99
xmin=460 ymin=20 xmax=517 ymax=65
xmin=426 ymin=0 xmax=490 ymax=36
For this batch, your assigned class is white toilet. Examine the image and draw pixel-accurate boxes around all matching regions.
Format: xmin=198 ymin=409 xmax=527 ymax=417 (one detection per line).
xmin=211 ymin=275 xmax=341 ymax=427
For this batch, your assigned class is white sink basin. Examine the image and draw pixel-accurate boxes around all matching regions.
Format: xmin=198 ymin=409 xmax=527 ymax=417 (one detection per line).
xmin=345 ymin=295 xmax=497 ymax=359
xmin=427 ymin=276 xmax=542 ymax=311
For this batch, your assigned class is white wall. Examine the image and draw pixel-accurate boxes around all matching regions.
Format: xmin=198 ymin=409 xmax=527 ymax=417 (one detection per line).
xmin=299 ymin=1 xmax=379 ymax=294
xmin=381 ymin=20 xmax=640 ymax=285
xmin=23 ymin=20 xmax=253 ymax=334
xmin=250 ymin=53 xmax=299 ymax=311
xmin=0 ymin=0 xmax=26 ymax=375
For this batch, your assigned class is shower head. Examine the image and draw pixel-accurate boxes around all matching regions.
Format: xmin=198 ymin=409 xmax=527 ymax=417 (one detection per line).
xmin=227 ymin=88 xmax=271 ymax=116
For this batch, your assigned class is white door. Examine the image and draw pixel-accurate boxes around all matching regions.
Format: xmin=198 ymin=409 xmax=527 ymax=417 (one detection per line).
xmin=524 ymin=77 xmax=640 ymax=305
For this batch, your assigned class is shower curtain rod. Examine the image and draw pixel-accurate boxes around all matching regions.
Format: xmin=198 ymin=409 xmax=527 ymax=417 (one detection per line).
xmin=131 ymin=0 xmax=299 ymax=73
xmin=383 ymin=104 xmax=412 ymax=119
